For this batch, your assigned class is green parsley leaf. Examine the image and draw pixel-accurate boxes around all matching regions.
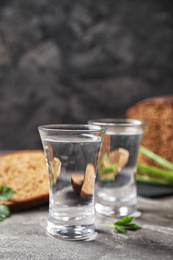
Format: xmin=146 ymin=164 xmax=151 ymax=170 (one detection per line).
xmin=106 ymin=216 xmax=142 ymax=234
xmin=0 ymin=185 xmax=15 ymax=201
xmin=115 ymin=216 xmax=133 ymax=225
xmin=0 ymin=185 xmax=15 ymax=222
xmin=114 ymin=224 xmax=127 ymax=233
xmin=123 ymin=223 xmax=142 ymax=231
xmin=0 ymin=205 xmax=10 ymax=221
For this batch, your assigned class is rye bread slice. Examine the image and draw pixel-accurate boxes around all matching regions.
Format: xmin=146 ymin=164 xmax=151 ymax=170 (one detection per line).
xmin=0 ymin=150 xmax=49 ymax=212
xmin=80 ymin=163 xmax=95 ymax=199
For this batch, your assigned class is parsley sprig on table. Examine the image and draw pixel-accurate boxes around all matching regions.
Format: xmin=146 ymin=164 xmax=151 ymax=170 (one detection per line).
xmin=0 ymin=186 xmax=15 ymax=221
xmin=106 ymin=216 xmax=142 ymax=233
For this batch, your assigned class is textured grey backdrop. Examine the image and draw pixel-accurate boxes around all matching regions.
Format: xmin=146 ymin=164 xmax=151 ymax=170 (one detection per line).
xmin=0 ymin=0 xmax=172 ymax=149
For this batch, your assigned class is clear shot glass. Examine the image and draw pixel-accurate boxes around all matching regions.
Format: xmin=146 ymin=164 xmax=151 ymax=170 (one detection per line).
xmin=38 ymin=124 xmax=105 ymax=240
xmin=88 ymin=119 xmax=146 ymax=217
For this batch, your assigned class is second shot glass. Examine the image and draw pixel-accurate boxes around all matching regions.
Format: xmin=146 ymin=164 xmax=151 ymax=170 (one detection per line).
xmin=88 ymin=119 xmax=145 ymax=217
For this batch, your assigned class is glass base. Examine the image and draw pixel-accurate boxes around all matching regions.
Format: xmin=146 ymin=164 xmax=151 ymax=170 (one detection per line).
xmin=95 ymin=203 xmax=136 ymax=217
xmin=47 ymin=221 xmax=95 ymax=240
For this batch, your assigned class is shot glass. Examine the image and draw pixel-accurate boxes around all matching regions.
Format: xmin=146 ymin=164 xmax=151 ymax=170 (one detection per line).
xmin=38 ymin=124 xmax=105 ymax=240
xmin=88 ymin=119 xmax=145 ymax=217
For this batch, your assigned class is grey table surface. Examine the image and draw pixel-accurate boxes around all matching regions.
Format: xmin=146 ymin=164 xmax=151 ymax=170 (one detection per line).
xmin=1 ymin=196 xmax=173 ymax=260
xmin=0 ymin=151 xmax=173 ymax=260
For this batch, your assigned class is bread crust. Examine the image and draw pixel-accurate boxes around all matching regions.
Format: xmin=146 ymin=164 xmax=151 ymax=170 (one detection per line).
xmin=71 ymin=174 xmax=84 ymax=194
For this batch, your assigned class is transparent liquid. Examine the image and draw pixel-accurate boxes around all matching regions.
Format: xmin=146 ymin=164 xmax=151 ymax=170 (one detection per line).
xmin=95 ymin=130 xmax=143 ymax=217
xmin=42 ymin=134 xmax=102 ymax=240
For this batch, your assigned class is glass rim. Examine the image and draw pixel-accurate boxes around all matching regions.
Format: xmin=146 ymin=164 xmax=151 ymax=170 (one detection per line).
xmin=38 ymin=124 xmax=106 ymax=133
xmin=88 ymin=118 xmax=146 ymax=127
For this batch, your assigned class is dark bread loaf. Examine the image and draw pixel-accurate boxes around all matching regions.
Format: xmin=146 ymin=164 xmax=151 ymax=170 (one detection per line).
xmin=126 ymin=96 xmax=173 ymax=167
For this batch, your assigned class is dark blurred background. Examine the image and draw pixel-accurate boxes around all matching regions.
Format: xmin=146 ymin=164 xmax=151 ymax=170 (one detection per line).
xmin=0 ymin=0 xmax=172 ymax=149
